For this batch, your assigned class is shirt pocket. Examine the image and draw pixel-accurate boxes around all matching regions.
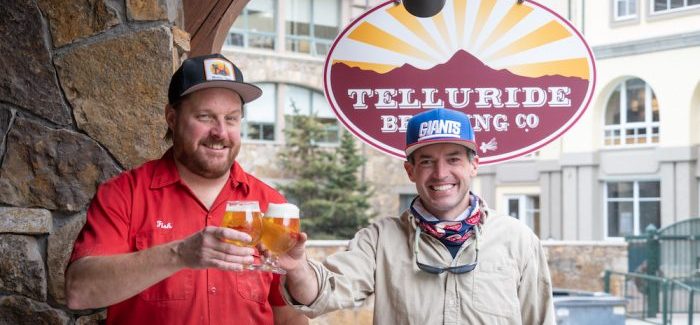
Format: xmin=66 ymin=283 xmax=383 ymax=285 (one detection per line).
xmin=135 ymin=232 xmax=194 ymax=301
xmin=473 ymin=261 xmax=520 ymax=318
xmin=235 ymin=265 xmax=269 ymax=304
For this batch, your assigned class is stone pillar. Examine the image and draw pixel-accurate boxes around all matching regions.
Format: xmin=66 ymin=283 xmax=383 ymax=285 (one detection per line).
xmin=0 ymin=0 xmax=187 ymax=320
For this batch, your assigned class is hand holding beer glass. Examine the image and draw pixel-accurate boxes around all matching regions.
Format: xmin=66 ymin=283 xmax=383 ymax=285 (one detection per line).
xmin=221 ymin=201 xmax=263 ymax=270
xmin=260 ymin=203 xmax=301 ymax=274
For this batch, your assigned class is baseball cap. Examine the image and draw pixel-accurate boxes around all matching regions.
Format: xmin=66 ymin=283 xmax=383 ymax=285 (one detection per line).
xmin=168 ymin=53 xmax=262 ymax=105
xmin=405 ymin=108 xmax=476 ymax=157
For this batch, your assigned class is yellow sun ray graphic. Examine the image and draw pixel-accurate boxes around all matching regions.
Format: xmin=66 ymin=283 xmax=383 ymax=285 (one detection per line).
xmin=504 ymin=57 xmax=590 ymax=79
xmin=454 ymin=0 xmax=467 ymax=48
xmin=331 ymin=0 xmax=592 ymax=78
xmin=476 ymin=3 xmax=533 ymax=54
xmin=486 ymin=20 xmax=572 ymax=62
xmin=387 ymin=5 xmax=449 ymax=58
xmin=331 ymin=60 xmax=399 ymax=74
xmin=431 ymin=11 xmax=452 ymax=52
xmin=468 ymin=0 xmax=497 ymax=50
xmin=348 ymin=22 xmax=435 ymax=62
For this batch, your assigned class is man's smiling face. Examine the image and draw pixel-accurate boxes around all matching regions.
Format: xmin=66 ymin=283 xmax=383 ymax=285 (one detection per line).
xmin=168 ymin=87 xmax=243 ymax=179
xmin=404 ymin=143 xmax=478 ymax=220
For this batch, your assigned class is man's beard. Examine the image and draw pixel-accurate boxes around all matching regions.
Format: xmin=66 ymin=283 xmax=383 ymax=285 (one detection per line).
xmin=172 ymin=134 xmax=238 ymax=179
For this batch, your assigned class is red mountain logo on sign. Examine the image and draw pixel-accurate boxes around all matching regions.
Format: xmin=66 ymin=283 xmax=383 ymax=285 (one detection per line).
xmin=324 ymin=0 xmax=596 ymax=164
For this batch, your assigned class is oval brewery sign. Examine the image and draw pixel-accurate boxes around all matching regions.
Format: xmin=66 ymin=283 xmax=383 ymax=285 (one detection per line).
xmin=324 ymin=0 xmax=596 ymax=163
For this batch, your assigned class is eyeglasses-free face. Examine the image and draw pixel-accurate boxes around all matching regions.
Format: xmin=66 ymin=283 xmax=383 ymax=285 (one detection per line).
xmin=414 ymin=225 xmax=479 ymax=275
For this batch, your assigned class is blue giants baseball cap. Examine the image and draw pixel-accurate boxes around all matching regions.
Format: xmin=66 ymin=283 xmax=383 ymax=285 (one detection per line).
xmin=405 ymin=108 xmax=476 ymax=157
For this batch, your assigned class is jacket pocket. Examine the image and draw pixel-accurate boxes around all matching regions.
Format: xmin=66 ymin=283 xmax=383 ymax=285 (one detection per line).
xmin=473 ymin=261 xmax=520 ymax=317
xmin=135 ymin=232 xmax=194 ymax=301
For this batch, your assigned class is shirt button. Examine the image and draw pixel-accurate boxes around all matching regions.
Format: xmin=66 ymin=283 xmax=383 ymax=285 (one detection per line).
xmin=209 ymin=286 xmax=216 ymax=294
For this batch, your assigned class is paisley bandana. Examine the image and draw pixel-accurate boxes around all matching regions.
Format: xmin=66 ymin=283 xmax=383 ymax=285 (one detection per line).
xmin=411 ymin=192 xmax=487 ymax=255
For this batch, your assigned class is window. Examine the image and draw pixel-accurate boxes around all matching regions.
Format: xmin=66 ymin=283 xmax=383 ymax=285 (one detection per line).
xmin=604 ymin=78 xmax=659 ymax=146
xmin=285 ymin=85 xmax=340 ymax=144
xmin=614 ymin=0 xmax=637 ymax=20
xmin=505 ymin=195 xmax=540 ymax=235
xmin=605 ymin=181 xmax=660 ymax=238
xmin=350 ymin=0 xmax=371 ymax=20
xmin=227 ymin=0 xmax=276 ymax=50
xmin=286 ymin=0 xmax=340 ymax=56
xmin=652 ymin=0 xmax=700 ymax=13
xmin=243 ymin=83 xmax=276 ymax=141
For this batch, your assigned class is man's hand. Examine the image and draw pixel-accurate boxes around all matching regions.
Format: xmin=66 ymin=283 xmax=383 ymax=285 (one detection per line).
xmin=275 ymin=232 xmax=308 ymax=272
xmin=176 ymin=226 xmax=256 ymax=271
xmin=273 ymin=232 xmax=320 ymax=305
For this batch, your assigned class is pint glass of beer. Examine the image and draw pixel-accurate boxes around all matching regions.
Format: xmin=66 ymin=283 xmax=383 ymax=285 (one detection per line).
xmin=221 ymin=201 xmax=263 ymax=269
xmin=260 ymin=203 xmax=300 ymax=274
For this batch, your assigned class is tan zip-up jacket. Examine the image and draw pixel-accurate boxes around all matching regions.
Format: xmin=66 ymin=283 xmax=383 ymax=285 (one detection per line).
xmin=283 ymin=209 xmax=555 ymax=325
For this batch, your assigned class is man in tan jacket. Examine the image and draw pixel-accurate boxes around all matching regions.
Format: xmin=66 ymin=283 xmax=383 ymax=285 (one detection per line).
xmin=280 ymin=108 xmax=555 ymax=324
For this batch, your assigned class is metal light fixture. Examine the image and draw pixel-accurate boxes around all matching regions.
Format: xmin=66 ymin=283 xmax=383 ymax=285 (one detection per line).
xmin=395 ymin=0 xmax=525 ymax=18
xmin=395 ymin=0 xmax=446 ymax=18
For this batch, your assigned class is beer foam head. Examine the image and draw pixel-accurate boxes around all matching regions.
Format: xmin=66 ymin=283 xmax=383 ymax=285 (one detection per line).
xmin=266 ymin=203 xmax=300 ymax=218
xmin=226 ymin=200 xmax=260 ymax=212
xmin=405 ymin=108 xmax=476 ymax=157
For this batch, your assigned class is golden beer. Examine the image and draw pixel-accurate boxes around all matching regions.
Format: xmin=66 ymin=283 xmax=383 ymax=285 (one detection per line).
xmin=261 ymin=217 xmax=300 ymax=255
xmin=221 ymin=201 xmax=262 ymax=247
xmin=260 ymin=203 xmax=301 ymax=274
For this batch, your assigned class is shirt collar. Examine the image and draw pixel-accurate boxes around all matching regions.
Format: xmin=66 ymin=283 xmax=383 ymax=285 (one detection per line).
xmin=150 ymin=148 xmax=250 ymax=195
xmin=410 ymin=194 xmax=475 ymax=222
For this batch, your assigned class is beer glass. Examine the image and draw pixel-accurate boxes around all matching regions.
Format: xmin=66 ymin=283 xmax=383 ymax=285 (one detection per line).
xmin=221 ymin=201 xmax=263 ymax=269
xmin=260 ymin=203 xmax=301 ymax=274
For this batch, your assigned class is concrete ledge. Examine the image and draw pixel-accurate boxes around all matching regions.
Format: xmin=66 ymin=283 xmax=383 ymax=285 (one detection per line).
xmin=656 ymin=146 xmax=697 ymax=162
xmin=537 ymin=160 xmax=562 ymax=172
xmin=560 ymin=152 xmax=599 ymax=167
xmin=542 ymin=240 xmax=627 ymax=247
xmin=593 ymin=31 xmax=700 ymax=59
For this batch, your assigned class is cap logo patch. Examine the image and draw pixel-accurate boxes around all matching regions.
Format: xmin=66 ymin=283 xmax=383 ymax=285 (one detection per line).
xmin=204 ymin=58 xmax=235 ymax=81
xmin=418 ymin=120 xmax=461 ymax=140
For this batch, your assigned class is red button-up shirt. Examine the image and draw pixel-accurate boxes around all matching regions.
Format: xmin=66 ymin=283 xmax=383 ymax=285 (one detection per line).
xmin=70 ymin=150 xmax=286 ymax=324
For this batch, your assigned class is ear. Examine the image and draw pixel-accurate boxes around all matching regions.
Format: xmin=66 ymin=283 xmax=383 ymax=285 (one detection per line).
xmin=165 ymin=104 xmax=176 ymax=131
xmin=470 ymin=155 xmax=479 ymax=177
xmin=404 ymin=161 xmax=416 ymax=182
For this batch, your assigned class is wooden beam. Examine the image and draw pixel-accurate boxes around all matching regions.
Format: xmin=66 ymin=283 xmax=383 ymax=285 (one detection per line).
xmin=183 ymin=0 xmax=249 ymax=56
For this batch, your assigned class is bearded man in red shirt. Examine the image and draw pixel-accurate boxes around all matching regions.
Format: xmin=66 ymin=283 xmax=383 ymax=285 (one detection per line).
xmin=65 ymin=54 xmax=308 ymax=325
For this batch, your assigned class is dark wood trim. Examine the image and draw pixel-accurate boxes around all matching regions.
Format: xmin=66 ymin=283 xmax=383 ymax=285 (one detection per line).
xmin=183 ymin=0 xmax=249 ymax=56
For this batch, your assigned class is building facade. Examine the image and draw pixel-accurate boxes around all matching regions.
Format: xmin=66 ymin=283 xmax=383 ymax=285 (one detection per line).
xmin=223 ymin=0 xmax=700 ymax=241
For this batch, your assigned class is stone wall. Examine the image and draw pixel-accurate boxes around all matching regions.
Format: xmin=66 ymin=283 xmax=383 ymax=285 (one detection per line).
xmin=0 ymin=0 xmax=184 ymax=322
xmin=303 ymin=240 xmax=628 ymax=325
xmin=544 ymin=241 xmax=628 ymax=292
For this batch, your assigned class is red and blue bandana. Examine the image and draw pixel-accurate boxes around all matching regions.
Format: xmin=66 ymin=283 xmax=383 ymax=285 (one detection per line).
xmin=411 ymin=193 xmax=486 ymax=256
